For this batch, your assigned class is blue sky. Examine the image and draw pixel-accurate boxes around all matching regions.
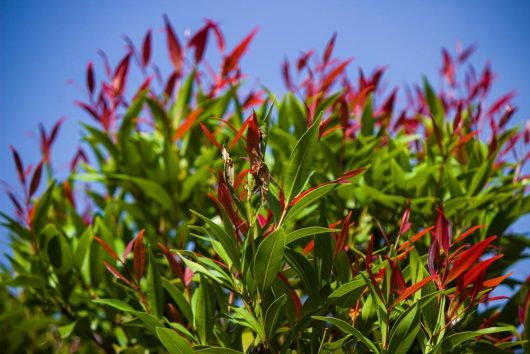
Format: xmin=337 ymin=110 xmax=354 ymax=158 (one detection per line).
xmin=1 ymin=1 xmax=530 ymax=276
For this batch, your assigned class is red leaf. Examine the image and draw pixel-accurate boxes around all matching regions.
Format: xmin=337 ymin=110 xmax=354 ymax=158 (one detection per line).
xmin=398 ymin=226 xmax=434 ymax=251
xmin=289 ymin=168 xmax=365 ymax=207
xmin=463 ymin=254 xmax=503 ymax=287
xmin=102 ymin=261 xmax=132 ymax=286
xmin=188 ymin=23 xmax=210 ymax=63
xmin=323 ymin=33 xmax=337 ymax=66
xmin=174 ymin=108 xmax=203 ymax=141
xmin=335 ymin=211 xmax=352 ymax=256
xmin=428 ymin=240 xmax=442 ymax=288
xmin=133 ymin=229 xmax=146 ymax=281
xmin=94 ymin=236 xmax=121 ymax=262
xmin=218 ymin=172 xmax=239 ymax=228
xmin=222 ymin=28 xmax=258 ymax=77
xmin=29 ymin=161 xmax=43 ymax=198
xmin=96 ymin=50 xmax=112 ymax=78
xmin=70 ymin=148 xmax=88 ymax=171
xmin=184 ymin=266 xmax=193 ymax=286
xmin=321 ymin=59 xmax=352 ymax=92
xmin=207 ymin=20 xmax=225 ymax=53
xmin=445 ymin=236 xmax=497 ymax=284
xmin=137 ymin=76 xmax=152 ymax=95
xmin=123 ymin=236 xmax=135 ymax=260
xmin=282 ymin=59 xmax=293 ymax=91
xmin=297 ymin=49 xmax=314 ymax=72
xmin=10 ymin=146 xmax=25 ymax=186
xmin=229 ymin=114 xmax=252 ymax=150
xmin=487 ymin=92 xmax=516 ymax=117
xmin=455 ymin=131 xmax=479 ymax=147
xmin=158 ymin=242 xmax=183 ymax=280
xmin=380 ymin=89 xmax=397 ymax=120
xmin=168 ymin=303 xmax=183 ymax=323
xmin=8 ymin=192 xmax=23 ymax=215
xmin=87 ymin=61 xmax=95 ymax=95
xmin=388 ymin=258 xmax=406 ymax=295
xmin=164 ymin=15 xmax=183 ymax=74
xmin=291 ymin=289 xmax=303 ymax=320
xmin=113 ymin=53 xmax=131 ymax=96
xmin=394 ymin=276 xmax=433 ymax=306
xmin=441 ymin=48 xmax=455 ymax=86
xmin=199 ymin=123 xmax=222 ymax=151
xmin=498 ymin=104 xmax=516 ymax=129
xmin=164 ymin=71 xmax=179 ymax=99
xmin=302 ymin=240 xmax=315 ymax=255
xmin=399 ymin=198 xmax=411 ymax=235
xmin=142 ymin=29 xmax=152 ymax=67
xmin=458 ymin=44 xmax=477 ymax=63
xmin=75 ymin=101 xmax=100 ymax=122
xmin=454 ymin=225 xmax=485 ymax=243
xmin=483 ymin=272 xmax=512 ymax=288
xmin=242 ymin=90 xmax=265 ymax=109
xmin=48 ymin=117 xmax=66 ymax=147
xmin=434 ymin=206 xmax=451 ymax=255
xmin=246 ymin=112 xmax=260 ymax=156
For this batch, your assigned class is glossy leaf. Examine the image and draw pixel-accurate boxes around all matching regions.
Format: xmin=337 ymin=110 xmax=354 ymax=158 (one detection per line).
xmin=253 ymin=228 xmax=286 ymax=293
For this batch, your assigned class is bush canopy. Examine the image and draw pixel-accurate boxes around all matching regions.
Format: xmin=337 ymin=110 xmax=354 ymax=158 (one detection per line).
xmin=2 ymin=17 xmax=530 ymax=353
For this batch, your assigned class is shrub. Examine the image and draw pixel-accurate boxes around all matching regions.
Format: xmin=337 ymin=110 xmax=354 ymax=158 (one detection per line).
xmin=2 ymin=17 xmax=530 ymax=353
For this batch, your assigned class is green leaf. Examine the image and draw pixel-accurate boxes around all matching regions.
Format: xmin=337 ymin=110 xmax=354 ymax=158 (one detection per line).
xmin=32 ymin=181 xmax=55 ymax=233
xmin=58 ymin=321 xmax=77 ymax=339
xmin=191 ymin=210 xmax=240 ymax=270
xmin=285 ymin=227 xmax=339 ymax=245
xmin=312 ymin=316 xmax=380 ymax=353
xmin=361 ymin=94 xmax=374 ymax=136
xmin=285 ymin=249 xmax=319 ymax=298
xmin=131 ymin=311 xmax=165 ymax=335
xmin=283 ymin=112 xmax=323 ymax=203
xmin=191 ymin=278 xmax=210 ymax=344
xmin=431 ymin=327 xmax=513 ymax=354
xmin=264 ymin=294 xmax=287 ymax=340
xmin=253 ymin=228 xmax=286 ymax=293
xmin=120 ymin=92 xmax=146 ymax=134
xmin=83 ymin=124 xmax=119 ymax=160
xmin=147 ymin=245 xmax=164 ymax=318
xmin=231 ymin=307 xmax=265 ymax=340
xmin=284 ymin=184 xmax=338 ymax=224
xmin=4 ymin=274 xmax=45 ymax=288
xmin=173 ymin=69 xmax=196 ymax=124
xmin=156 ymin=326 xmax=194 ymax=354
xmin=467 ymin=162 xmax=490 ymax=196
xmin=162 ymin=278 xmax=193 ymax=323
xmin=178 ymin=254 xmax=224 ymax=285
xmin=328 ymin=276 xmax=365 ymax=303
xmin=360 ymin=272 xmax=388 ymax=344
xmin=74 ymin=226 xmax=93 ymax=269
xmin=423 ymin=78 xmax=444 ymax=128
xmin=388 ymin=303 xmax=420 ymax=354
xmin=196 ymin=348 xmax=244 ymax=354
xmin=147 ymin=97 xmax=171 ymax=133
xmin=93 ymin=298 xmax=135 ymax=312
xmin=109 ymin=174 xmax=173 ymax=210
xmin=44 ymin=225 xmax=73 ymax=274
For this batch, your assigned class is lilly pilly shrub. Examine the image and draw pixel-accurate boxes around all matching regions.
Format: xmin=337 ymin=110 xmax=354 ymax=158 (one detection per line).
xmin=2 ymin=17 xmax=530 ymax=353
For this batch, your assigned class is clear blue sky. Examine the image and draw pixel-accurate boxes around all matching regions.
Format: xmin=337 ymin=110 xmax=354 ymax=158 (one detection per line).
xmin=1 ymin=1 xmax=530 ymax=280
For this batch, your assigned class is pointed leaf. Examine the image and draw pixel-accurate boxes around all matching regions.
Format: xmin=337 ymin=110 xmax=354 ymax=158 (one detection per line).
xmin=156 ymin=327 xmax=194 ymax=354
xmin=283 ymin=112 xmax=323 ymax=203
xmin=164 ymin=15 xmax=183 ymax=73
xmin=253 ymin=228 xmax=286 ymax=293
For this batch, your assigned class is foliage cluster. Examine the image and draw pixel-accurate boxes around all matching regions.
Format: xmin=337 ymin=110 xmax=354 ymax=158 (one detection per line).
xmin=2 ymin=17 xmax=530 ymax=353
